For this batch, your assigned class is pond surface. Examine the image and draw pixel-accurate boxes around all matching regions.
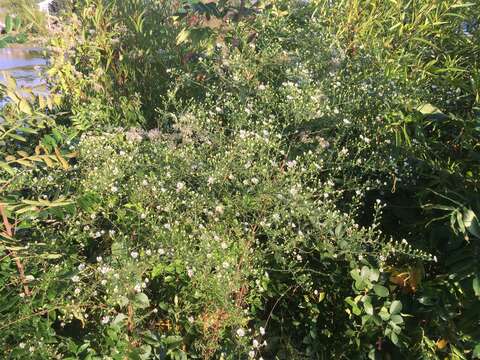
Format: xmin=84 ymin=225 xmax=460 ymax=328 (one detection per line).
xmin=0 ymin=46 xmax=48 ymax=106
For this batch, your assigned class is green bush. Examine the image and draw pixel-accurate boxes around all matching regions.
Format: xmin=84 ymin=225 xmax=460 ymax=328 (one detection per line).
xmin=1 ymin=0 xmax=479 ymax=358
xmin=0 ymin=0 xmax=49 ymax=34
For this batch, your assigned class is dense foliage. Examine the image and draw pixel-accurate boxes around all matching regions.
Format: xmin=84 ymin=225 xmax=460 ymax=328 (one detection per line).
xmin=0 ymin=14 xmax=28 ymax=47
xmin=0 ymin=0 xmax=50 ymax=35
xmin=1 ymin=0 xmax=479 ymax=358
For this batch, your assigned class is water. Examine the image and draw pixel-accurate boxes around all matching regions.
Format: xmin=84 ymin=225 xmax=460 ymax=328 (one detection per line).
xmin=0 ymin=46 xmax=48 ymax=106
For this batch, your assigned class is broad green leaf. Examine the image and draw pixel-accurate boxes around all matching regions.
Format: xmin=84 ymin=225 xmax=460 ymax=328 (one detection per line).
xmin=473 ymin=343 xmax=480 ymax=359
xmin=416 ymin=103 xmax=442 ymax=115
xmin=133 ymin=292 xmax=150 ymax=309
xmin=369 ymin=268 xmax=380 ymax=282
xmin=379 ymin=307 xmax=390 ymax=321
xmin=463 ymin=209 xmax=480 ymax=239
xmin=373 ymin=284 xmax=389 ymax=297
xmin=350 ymin=269 xmax=361 ymax=281
xmin=390 ymin=332 xmax=398 ymax=345
xmin=112 ymin=313 xmax=128 ymax=326
xmin=390 ymin=314 xmax=403 ymax=324
xmin=346 ymin=297 xmax=361 ymax=315
xmin=334 ymin=223 xmax=344 ymax=238
xmin=390 ymin=300 xmax=402 ymax=315
xmin=364 ymin=301 xmax=374 ymax=315
xmin=163 ymin=335 xmax=183 ymax=345
xmin=19 ymin=99 xmax=32 ymax=115
xmin=360 ymin=266 xmax=371 ymax=281
xmin=362 ymin=314 xmax=371 ymax=325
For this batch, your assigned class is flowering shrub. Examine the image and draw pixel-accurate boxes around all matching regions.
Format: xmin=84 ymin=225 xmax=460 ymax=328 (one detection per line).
xmin=1 ymin=0 xmax=479 ymax=358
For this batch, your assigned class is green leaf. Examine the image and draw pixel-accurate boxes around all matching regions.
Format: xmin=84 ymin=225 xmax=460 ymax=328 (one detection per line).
xmin=350 ymin=269 xmax=361 ymax=281
xmin=473 ymin=343 xmax=480 ymax=359
xmin=142 ymin=331 xmax=160 ymax=346
xmin=19 ymin=99 xmax=32 ymax=115
xmin=360 ymin=266 xmax=370 ymax=281
xmin=369 ymin=268 xmax=380 ymax=282
xmin=418 ymin=296 xmax=435 ymax=306
xmin=373 ymin=285 xmax=389 ymax=297
xmin=176 ymin=28 xmax=190 ymax=45
xmin=346 ymin=297 xmax=361 ymax=315
xmin=112 ymin=313 xmax=128 ymax=326
xmin=416 ymin=103 xmax=448 ymax=120
xmin=364 ymin=301 xmax=374 ymax=315
xmin=5 ymin=15 xmax=13 ymax=33
xmin=163 ymin=335 xmax=183 ymax=345
xmin=362 ymin=314 xmax=371 ymax=325
xmin=390 ymin=314 xmax=403 ymax=324
xmin=335 ymin=223 xmax=344 ymax=238
xmin=14 ymin=16 xmax=22 ymax=31
xmin=0 ymin=161 xmax=15 ymax=175
xmin=133 ymin=292 xmax=150 ymax=309
xmin=379 ymin=307 xmax=390 ymax=321
xmin=389 ymin=300 xmax=402 ymax=315
xmin=8 ymin=133 xmax=27 ymax=142
xmin=41 ymin=253 xmax=63 ymax=259
xmin=390 ymin=332 xmax=399 ymax=345
xmin=473 ymin=276 xmax=480 ymax=297
xmin=463 ymin=209 xmax=480 ymax=239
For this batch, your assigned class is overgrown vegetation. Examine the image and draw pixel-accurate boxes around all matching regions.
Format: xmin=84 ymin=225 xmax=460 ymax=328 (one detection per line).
xmin=0 ymin=14 xmax=28 ymax=47
xmin=0 ymin=0 xmax=49 ymax=35
xmin=1 ymin=0 xmax=479 ymax=358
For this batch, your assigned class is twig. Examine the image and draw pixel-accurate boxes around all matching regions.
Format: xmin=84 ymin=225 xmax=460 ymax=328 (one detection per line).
xmin=264 ymin=284 xmax=299 ymax=331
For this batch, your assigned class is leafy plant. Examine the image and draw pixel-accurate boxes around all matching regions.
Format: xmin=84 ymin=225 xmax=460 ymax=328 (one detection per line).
xmin=1 ymin=0 xmax=479 ymax=358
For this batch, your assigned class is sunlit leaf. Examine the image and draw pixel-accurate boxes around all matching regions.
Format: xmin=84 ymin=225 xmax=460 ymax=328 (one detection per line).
xmin=176 ymin=28 xmax=190 ymax=45
xmin=389 ymin=300 xmax=402 ymax=315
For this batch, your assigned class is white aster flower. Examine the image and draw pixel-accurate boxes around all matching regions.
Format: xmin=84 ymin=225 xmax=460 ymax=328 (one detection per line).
xmin=176 ymin=182 xmax=185 ymax=192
